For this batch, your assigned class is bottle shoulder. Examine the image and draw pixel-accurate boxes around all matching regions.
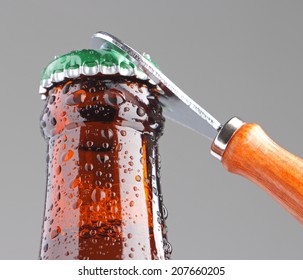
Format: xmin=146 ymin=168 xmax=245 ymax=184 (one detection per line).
xmin=40 ymin=76 xmax=165 ymax=139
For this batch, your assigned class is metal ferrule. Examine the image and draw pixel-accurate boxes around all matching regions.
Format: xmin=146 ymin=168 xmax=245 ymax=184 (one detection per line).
xmin=211 ymin=117 xmax=245 ymax=161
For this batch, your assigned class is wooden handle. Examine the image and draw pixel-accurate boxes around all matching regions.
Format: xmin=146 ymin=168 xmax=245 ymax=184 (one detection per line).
xmin=222 ymin=123 xmax=303 ymax=223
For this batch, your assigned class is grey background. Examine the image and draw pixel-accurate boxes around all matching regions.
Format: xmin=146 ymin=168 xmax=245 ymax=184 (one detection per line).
xmin=0 ymin=0 xmax=302 ymax=259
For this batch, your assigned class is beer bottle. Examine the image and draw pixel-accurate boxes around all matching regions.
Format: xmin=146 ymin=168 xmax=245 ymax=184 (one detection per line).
xmin=39 ymin=47 xmax=171 ymax=259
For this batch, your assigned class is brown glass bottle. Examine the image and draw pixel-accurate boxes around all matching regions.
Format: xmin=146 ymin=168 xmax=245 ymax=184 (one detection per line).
xmin=39 ymin=74 xmax=171 ymax=260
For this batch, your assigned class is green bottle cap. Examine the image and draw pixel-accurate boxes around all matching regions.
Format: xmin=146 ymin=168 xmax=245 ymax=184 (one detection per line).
xmin=39 ymin=46 xmax=157 ymax=98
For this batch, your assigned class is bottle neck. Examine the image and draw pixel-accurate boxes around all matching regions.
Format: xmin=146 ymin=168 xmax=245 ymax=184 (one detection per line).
xmin=40 ymin=76 xmax=170 ymax=260
xmin=41 ymin=122 xmax=169 ymax=259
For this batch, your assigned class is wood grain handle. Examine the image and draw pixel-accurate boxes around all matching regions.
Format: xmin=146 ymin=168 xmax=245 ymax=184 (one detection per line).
xmin=221 ymin=123 xmax=303 ymax=223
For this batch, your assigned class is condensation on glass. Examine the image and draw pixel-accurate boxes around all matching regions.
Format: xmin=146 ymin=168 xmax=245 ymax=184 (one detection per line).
xmin=39 ymin=72 xmax=171 ymax=259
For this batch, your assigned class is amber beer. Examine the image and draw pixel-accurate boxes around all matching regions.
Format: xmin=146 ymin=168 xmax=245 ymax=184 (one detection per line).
xmin=39 ymin=49 xmax=171 ymax=259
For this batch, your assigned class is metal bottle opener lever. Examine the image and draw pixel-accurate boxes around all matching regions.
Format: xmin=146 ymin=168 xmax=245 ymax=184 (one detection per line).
xmin=92 ymin=31 xmax=303 ymax=224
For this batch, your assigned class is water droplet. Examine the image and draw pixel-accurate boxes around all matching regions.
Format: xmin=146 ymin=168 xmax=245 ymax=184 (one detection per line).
xmin=62 ymin=150 xmax=74 ymax=161
xmin=103 ymin=90 xmax=125 ymax=106
xmin=49 ymin=95 xmax=56 ymax=105
xmin=152 ymin=187 xmax=158 ymax=196
xmin=89 ymin=87 xmax=96 ymax=93
xmin=116 ymin=143 xmax=123 ymax=152
xmin=150 ymin=123 xmax=159 ymax=129
xmin=65 ymin=89 xmax=87 ymax=105
xmin=163 ymin=238 xmax=173 ymax=256
xmin=111 ymin=206 xmax=119 ymax=213
xmin=55 ymin=165 xmax=62 ymax=175
xmin=91 ymin=188 xmax=106 ymax=202
xmin=43 ymin=243 xmax=48 ymax=252
xmin=97 ymin=154 xmax=109 ymax=163
xmin=136 ymin=107 xmax=145 ymax=117
xmin=71 ymin=177 xmax=81 ymax=189
xmin=135 ymin=175 xmax=141 ymax=182
xmin=90 ymin=229 xmax=97 ymax=236
xmin=129 ymin=253 xmax=134 ymax=258
xmin=102 ymin=142 xmax=110 ymax=149
xmin=90 ymin=204 xmax=100 ymax=212
xmin=127 ymin=233 xmax=133 ymax=239
xmin=129 ymin=201 xmax=134 ymax=207
xmin=41 ymin=120 xmax=46 ymax=128
xmin=91 ymin=95 xmax=99 ymax=102
xmin=105 ymin=182 xmax=112 ymax=188
xmin=51 ymin=118 xmax=57 ymax=126
xmin=120 ymin=130 xmax=126 ymax=136
xmin=95 ymin=180 xmax=102 ymax=186
xmin=85 ymin=163 xmax=94 ymax=171
xmin=96 ymin=170 xmax=103 ymax=176
xmin=73 ymin=199 xmax=83 ymax=209
xmin=101 ymin=129 xmax=114 ymax=140
xmin=162 ymin=205 xmax=168 ymax=219
xmin=86 ymin=141 xmax=94 ymax=147
xmin=51 ymin=226 xmax=61 ymax=239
